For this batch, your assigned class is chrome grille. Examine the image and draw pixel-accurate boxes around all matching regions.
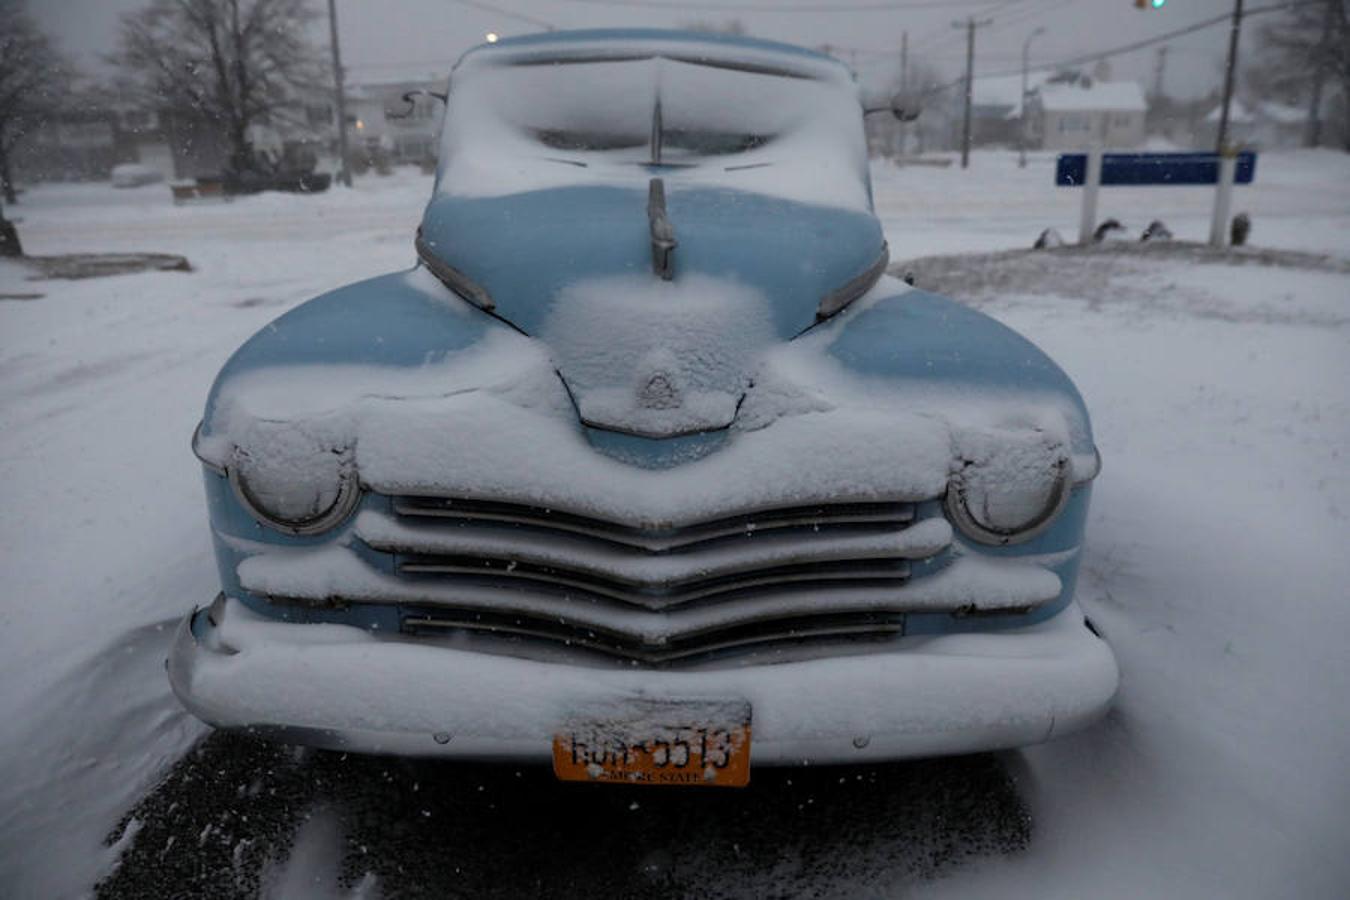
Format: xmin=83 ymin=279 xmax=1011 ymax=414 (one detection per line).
xmin=389 ymin=496 xmax=917 ymax=552
xmin=396 ymin=554 xmax=912 ymax=608
xmin=400 ymin=608 xmax=906 ymax=665
xmin=354 ymin=494 xmax=953 ymax=663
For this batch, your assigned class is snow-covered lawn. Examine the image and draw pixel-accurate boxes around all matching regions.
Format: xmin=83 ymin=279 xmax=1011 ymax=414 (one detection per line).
xmin=1 ymin=151 xmax=1348 ymax=897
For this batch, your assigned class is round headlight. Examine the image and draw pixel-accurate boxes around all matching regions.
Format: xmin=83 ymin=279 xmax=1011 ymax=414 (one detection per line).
xmin=228 ymin=436 xmax=359 ymax=535
xmin=944 ymin=447 xmax=1070 ymax=546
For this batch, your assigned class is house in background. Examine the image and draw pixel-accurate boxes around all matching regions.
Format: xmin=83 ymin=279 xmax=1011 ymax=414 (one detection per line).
xmin=1027 ymin=78 xmax=1147 ymax=150
xmin=1196 ymin=98 xmax=1306 ymax=150
xmin=113 ymin=107 xmax=176 ymax=179
xmin=11 ymin=108 xmax=119 ymax=182
xmin=343 ymin=76 xmax=447 ymax=169
xmin=962 ymin=71 xmax=1056 ymax=149
xmin=10 ymin=74 xmax=448 ymax=187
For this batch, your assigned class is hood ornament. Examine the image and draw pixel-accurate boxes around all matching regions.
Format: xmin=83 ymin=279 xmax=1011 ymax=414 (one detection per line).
xmin=638 ymin=371 xmax=682 ymax=410
xmin=648 ymin=178 xmax=677 ymax=281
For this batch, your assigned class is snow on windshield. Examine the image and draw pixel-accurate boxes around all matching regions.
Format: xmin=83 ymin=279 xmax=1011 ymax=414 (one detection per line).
xmin=437 ymin=51 xmax=871 ymax=210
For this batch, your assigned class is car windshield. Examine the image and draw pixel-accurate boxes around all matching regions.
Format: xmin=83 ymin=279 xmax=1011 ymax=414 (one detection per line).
xmin=437 ymin=50 xmax=872 ymax=209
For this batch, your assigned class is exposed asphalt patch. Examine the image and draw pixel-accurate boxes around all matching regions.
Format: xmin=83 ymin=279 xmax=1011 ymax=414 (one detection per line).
xmin=892 ymin=241 xmax=1350 ymax=328
xmin=97 ymin=732 xmax=1031 ymax=899
xmin=8 ymin=252 xmax=192 ymax=280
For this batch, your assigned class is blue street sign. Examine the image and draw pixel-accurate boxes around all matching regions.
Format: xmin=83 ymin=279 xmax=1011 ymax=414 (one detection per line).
xmin=1056 ymin=151 xmax=1257 ymax=187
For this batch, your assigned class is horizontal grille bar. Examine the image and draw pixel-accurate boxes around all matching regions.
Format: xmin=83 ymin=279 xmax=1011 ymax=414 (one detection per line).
xmin=390 ymin=496 xmax=916 ymax=552
xmin=250 ymin=548 xmax=1060 ymax=666
xmin=400 ymin=608 xmax=906 ymax=664
xmin=397 ymin=554 xmax=911 ymax=608
xmin=335 ymin=494 xmax=960 ymax=663
xmin=358 ymin=510 xmax=950 ymax=611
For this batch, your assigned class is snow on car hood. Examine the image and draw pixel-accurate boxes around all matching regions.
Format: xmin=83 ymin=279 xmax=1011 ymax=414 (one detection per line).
xmin=416 ymin=185 xmax=886 ymax=436
xmin=196 ymin=271 xmax=1097 ymax=523
xmin=415 ymin=28 xmax=888 ymax=396
xmin=416 ymin=185 xmax=887 ymax=338
xmin=407 ymin=29 xmax=891 ymax=437
xmin=542 ymin=272 xmax=775 ymax=436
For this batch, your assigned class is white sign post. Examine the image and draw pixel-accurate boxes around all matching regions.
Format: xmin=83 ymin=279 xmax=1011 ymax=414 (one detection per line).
xmin=1208 ymin=149 xmax=1238 ymax=248
xmin=1057 ymin=150 xmax=1256 ymax=245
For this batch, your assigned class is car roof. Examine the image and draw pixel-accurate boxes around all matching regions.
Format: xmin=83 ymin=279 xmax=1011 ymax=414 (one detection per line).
xmin=453 ymin=28 xmax=854 ymax=86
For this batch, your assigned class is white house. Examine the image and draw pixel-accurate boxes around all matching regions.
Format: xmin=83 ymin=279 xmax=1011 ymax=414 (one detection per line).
xmin=344 ymin=76 xmax=447 ymax=168
xmin=964 ymin=71 xmax=1057 ymax=148
xmin=1028 ymin=79 xmax=1148 ymax=150
xmin=1198 ymin=98 xmax=1306 ymax=149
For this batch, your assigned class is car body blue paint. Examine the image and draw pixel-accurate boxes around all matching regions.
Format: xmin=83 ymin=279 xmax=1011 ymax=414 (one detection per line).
xmin=199 ymin=283 xmax=1098 ymax=640
xmin=581 ymin=425 xmax=729 ymax=469
xmin=827 ymin=288 xmax=1094 ymax=450
xmin=418 ymin=186 xmax=885 ymax=338
xmin=469 ymin=27 xmax=851 ymax=71
xmin=192 ymin=28 xmax=1101 ymax=656
xmin=200 ymin=271 xmax=500 ymax=435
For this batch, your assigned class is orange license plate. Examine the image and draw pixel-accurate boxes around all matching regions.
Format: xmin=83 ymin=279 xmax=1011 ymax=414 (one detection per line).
xmin=552 ymin=699 xmax=752 ymax=788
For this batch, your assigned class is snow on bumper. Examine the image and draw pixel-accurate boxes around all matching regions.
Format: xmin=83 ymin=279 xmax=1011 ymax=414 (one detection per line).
xmin=168 ymin=597 xmax=1118 ymax=765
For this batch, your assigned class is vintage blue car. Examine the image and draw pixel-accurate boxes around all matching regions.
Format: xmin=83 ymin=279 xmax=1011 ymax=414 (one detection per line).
xmin=171 ymin=30 xmax=1117 ymax=786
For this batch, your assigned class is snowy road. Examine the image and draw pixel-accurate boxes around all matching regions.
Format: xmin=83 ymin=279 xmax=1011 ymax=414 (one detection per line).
xmin=2 ymin=152 xmax=1348 ymax=898
xmin=95 ymin=733 xmax=1030 ymax=898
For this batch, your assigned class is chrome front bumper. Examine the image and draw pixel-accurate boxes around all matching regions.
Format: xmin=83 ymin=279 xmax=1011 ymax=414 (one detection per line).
xmin=168 ymin=596 xmax=1118 ymax=765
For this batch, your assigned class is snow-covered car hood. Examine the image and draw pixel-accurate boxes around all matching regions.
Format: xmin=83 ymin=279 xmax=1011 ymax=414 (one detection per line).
xmin=195 ymin=269 xmax=1098 ymax=512
xmin=410 ymin=28 xmax=887 ymax=437
xmin=417 ymin=186 xmax=887 ymax=436
xmin=194 ymin=34 xmax=1095 ymax=498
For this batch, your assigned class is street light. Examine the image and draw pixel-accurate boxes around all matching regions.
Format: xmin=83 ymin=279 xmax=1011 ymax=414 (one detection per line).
xmin=485 ymin=32 xmax=499 ymax=43
xmin=1019 ymin=26 xmax=1047 ymax=169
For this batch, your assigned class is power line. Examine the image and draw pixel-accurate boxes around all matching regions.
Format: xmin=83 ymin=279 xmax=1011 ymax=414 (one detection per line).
xmin=902 ymin=1 xmax=1029 ymax=60
xmin=451 ymin=0 xmax=557 ymax=30
xmin=922 ymin=0 xmax=1320 ymax=96
xmin=555 ymin=0 xmax=1016 ymax=12
xmin=348 ymin=0 xmax=1319 ymax=85
xmin=1003 ymin=0 xmax=1321 ymax=79
xmin=983 ymin=0 xmax=1077 ymax=35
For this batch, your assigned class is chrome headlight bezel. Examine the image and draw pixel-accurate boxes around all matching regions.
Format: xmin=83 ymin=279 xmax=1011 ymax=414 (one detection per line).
xmin=943 ymin=453 xmax=1071 ymax=546
xmin=227 ymin=445 xmax=361 ymax=536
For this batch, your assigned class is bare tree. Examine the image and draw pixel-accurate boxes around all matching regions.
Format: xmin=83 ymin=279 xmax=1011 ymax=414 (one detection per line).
xmin=1254 ymin=0 xmax=1349 ymax=150
xmin=111 ymin=0 xmax=323 ymax=177
xmin=0 ymin=0 xmax=71 ymax=211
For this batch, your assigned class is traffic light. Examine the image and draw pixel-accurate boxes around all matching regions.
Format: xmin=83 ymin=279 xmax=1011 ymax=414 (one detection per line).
xmin=1135 ymin=0 xmax=1166 ymax=7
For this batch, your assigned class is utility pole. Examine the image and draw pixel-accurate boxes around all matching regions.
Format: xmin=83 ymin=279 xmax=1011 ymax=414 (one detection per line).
xmin=327 ymin=0 xmax=352 ymax=187
xmin=1214 ymin=0 xmax=1245 ymax=153
xmin=1019 ymin=26 xmax=1046 ymax=169
xmin=1152 ymin=44 xmax=1168 ymax=101
xmin=953 ymin=17 xmax=993 ymax=169
xmin=1305 ymin=0 xmax=1336 ymax=147
xmin=0 ymin=196 xmax=20 ymax=258
xmin=898 ymin=30 xmax=908 ymax=157
xmin=900 ymin=30 xmax=909 ymax=94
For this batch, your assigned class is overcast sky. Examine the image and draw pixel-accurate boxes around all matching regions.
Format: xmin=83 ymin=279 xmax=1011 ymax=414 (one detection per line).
xmin=32 ymin=0 xmax=1252 ymax=99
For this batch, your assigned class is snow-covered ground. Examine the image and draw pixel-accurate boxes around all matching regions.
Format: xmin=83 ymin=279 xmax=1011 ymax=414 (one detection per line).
xmin=1 ymin=150 xmax=1348 ymax=897
xmin=874 ymin=148 xmax=1350 ymax=260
